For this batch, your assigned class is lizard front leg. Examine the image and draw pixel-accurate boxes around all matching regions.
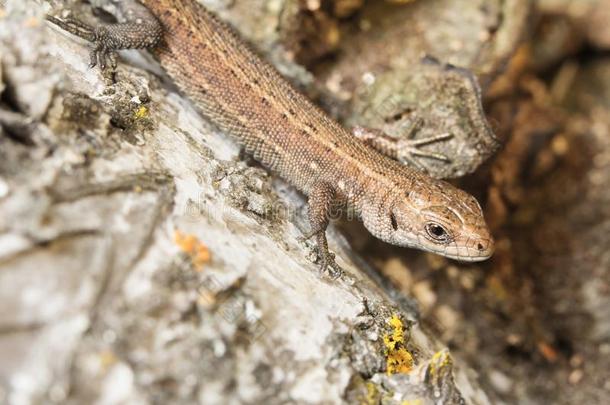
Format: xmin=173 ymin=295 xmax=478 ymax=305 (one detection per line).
xmin=302 ymin=182 xmax=341 ymax=276
xmin=46 ymin=1 xmax=163 ymax=70
xmin=352 ymin=122 xmax=453 ymax=171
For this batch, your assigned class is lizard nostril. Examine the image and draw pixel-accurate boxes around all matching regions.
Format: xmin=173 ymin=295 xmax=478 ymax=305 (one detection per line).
xmin=477 ymin=243 xmax=484 ymax=251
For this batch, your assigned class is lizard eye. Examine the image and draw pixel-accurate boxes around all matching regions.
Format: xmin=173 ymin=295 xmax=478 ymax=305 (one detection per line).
xmin=425 ymin=222 xmax=451 ymax=243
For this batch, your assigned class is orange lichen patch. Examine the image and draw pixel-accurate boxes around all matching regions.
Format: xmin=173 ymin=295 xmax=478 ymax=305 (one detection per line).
xmin=383 ymin=314 xmax=414 ymax=375
xmin=386 ymin=348 xmax=414 ymax=375
xmin=174 ymin=230 xmax=211 ymax=271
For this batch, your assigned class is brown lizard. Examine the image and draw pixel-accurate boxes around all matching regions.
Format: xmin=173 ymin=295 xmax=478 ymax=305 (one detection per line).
xmin=47 ymin=0 xmax=495 ymax=271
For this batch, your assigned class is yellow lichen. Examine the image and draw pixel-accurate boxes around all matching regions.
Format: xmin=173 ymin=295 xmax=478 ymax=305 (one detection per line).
xmin=401 ymin=400 xmax=424 ymax=405
xmin=174 ymin=230 xmax=211 ymax=271
xmin=383 ymin=314 xmax=414 ymax=374
xmin=427 ymin=350 xmax=453 ymax=377
xmin=363 ymin=381 xmax=380 ymax=405
xmin=134 ymin=105 xmax=149 ymax=119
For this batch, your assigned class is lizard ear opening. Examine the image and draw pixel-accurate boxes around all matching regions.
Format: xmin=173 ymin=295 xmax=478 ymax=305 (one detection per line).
xmin=390 ymin=212 xmax=398 ymax=231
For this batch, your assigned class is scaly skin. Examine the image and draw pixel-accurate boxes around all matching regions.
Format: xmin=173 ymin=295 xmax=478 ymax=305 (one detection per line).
xmin=48 ymin=0 xmax=495 ymax=271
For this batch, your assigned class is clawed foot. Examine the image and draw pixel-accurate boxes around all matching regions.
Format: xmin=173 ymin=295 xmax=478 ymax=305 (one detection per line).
xmin=317 ymin=249 xmax=342 ymax=278
xmin=89 ymin=39 xmax=119 ymax=70
xmin=300 ymin=230 xmax=342 ymax=278
xmin=47 ymin=16 xmax=119 ymax=71
xmin=394 ymin=132 xmax=453 ymax=170
xmin=352 ymin=121 xmax=454 ymax=171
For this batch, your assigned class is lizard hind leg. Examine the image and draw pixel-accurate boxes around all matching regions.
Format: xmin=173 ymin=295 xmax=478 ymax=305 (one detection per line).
xmin=352 ymin=125 xmax=453 ymax=171
xmin=303 ymin=183 xmax=342 ymax=277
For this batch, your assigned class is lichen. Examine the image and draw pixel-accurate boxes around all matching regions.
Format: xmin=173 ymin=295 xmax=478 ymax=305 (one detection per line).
xmin=427 ymin=350 xmax=453 ymax=378
xmin=364 ymin=381 xmax=380 ymax=405
xmin=383 ymin=314 xmax=414 ymax=375
xmin=401 ymin=400 xmax=424 ymax=405
xmin=134 ymin=105 xmax=149 ymax=119
xmin=174 ymin=230 xmax=211 ymax=271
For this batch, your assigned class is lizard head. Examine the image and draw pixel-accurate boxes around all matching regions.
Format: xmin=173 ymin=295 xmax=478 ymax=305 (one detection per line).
xmin=362 ymin=180 xmax=494 ymax=262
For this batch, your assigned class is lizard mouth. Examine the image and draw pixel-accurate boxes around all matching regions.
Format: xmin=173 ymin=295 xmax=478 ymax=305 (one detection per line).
xmin=445 ymin=251 xmax=493 ymax=262
xmin=421 ymin=237 xmax=495 ymax=262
